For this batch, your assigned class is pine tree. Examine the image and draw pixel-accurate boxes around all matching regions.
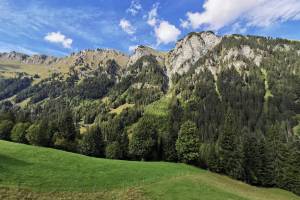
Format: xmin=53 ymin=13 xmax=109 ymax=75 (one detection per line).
xmin=208 ymin=143 xmax=221 ymax=173
xmin=218 ymin=109 xmax=244 ymax=180
xmin=163 ymin=97 xmax=183 ymax=161
xmin=265 ymin=123 xmax=288 ymax=188
xmin=257 ymin=137 xmax=275 ymax=186
xmin=243 ymin=129 xmax=260 ymax=185
xmin=284 ymin=140 xmax=300 ymax=195
xmin=58 ymin=108 xmax=76 ymax=141
xmin=176 ymin=120 xmax=201 ymax=164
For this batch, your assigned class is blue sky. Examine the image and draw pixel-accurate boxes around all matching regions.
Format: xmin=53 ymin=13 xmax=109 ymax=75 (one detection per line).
xmin=1 ymin=0 xmax=300 ymax=56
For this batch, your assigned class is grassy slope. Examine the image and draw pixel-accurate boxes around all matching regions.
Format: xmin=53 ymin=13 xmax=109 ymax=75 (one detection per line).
xmin=0 ymin=62 xmax=53 ymax=80
xmin=0 ymin=140 xmax=299 ymax=200
xmin=110 ymin=103 xmax=135 ymax=115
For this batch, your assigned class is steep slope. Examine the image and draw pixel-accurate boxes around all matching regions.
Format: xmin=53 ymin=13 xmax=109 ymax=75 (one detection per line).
xmin=166 ymin=31 xmax=222 ymax=76
xmin=1 ymin=140 xmax=299 ymax=200
xmin=127 ymin=45 xmax=166 ymax=67
xmin=0 ymin=49 xmax=129 ymax=80
xmin=0 ymin=32 xmax=300 ymax=197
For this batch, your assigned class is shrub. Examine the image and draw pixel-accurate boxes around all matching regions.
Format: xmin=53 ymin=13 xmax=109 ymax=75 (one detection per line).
xmin=0 ymin=120 xmax=14 ymax=140
xmin=11 ymin=122 xmax=30 ymax=143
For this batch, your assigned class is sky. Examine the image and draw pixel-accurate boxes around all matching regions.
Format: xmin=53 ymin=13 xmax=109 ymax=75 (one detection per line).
xmin=1 ymin=0 xmax=300 ymax=56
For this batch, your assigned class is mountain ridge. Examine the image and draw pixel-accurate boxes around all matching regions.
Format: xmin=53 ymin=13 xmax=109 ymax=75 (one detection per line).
xmin=0 ymin=30 xmax=300 ymax=196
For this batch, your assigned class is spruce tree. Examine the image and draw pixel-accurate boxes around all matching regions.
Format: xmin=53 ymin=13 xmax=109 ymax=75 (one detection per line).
xmin=265 ymin=123 xmax=288 ymax=188
xmin=176 ymin=120 xmax=201 ymax=164
xmin=257 ymin=137 xmax=275 ymax=186
xmin=284 ymin=140 xmax=300 ymax=195
xmin=243 ymin=129 xmax=260 ymax=185
xmin=163 ymin=97 xmax=183 ymax=161
xmin=218 ymin=109 xmax=244 ymax=180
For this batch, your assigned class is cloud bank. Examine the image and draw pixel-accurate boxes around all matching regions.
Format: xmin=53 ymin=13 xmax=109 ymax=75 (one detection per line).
xmin=182 ymin=0 xmax=300 ymax=30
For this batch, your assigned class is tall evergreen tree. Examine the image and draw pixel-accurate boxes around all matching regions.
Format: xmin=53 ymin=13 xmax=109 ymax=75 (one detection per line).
xmin=284 ymin=140 xmax=300 ymax=195
xmin=163 ymin=97 xmax=183 ymax=161
xmin=257 ymin=137 xmax=275 ymax=186
xmin=243 ymin=129 xmax=261 ymax=185
xmin=176 ymin=120 xmax=201 ymax=164
xmin=58 ymin=108 xmax=77 ymax=141
xmin=265 ymin=123 xmax=288 ymax=188
xmin=218 ymin=109 xmax=244 ymax=180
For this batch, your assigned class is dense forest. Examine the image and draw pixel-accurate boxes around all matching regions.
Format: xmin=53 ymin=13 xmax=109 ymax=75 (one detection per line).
xmin=0 ymin=34 xmax=299 ymax=195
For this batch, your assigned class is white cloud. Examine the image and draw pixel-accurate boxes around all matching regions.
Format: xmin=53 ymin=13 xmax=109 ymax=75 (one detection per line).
xmin=146 ymin=3 xmax=181 ymax=45
xmin=155 ymin=21 xmax=181 ymax=45
xmin=119 ymin=18 xmax=136 ymax=35
xmin=127 ymin=0 xmax=142 ymax=16
xmin=183 ymin=0 xmax=300 ymax=30
xmin=129 ymin=45 xmax=139 ymax=52
xmin=44 ymin=32 xmax=73 ymax=48
xmin=147 ymin=3 xmax=159 ymax=27
xmin=180 ymin=19 xmax=189 ymax=29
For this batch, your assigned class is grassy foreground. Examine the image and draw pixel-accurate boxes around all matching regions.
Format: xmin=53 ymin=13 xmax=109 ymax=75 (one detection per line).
xmin=0 ymin=140 xmax=299 ymax=200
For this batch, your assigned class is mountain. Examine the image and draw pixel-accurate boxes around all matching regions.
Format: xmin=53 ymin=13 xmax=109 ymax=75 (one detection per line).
xmin=0 ymin=31 xmax=300 ymax=197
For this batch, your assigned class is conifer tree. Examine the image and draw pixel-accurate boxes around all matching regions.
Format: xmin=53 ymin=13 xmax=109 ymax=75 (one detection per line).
xmin=163 ymin=97 xmax=183 ymax=161
xmin=176 ymin=120 xmax=201 ymax=164
xmin=218 ymin=109 xmax=244 ymax=180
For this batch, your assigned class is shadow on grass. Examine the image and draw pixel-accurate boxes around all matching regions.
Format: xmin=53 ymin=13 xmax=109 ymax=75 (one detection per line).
xmin=0 ymin=154 xmax=30 ymax=169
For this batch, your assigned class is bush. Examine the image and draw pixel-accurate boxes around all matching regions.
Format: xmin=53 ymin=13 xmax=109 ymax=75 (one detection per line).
xmin=105 ymin=142 xmax=121 ymax=159
xmin=79 ymin=126 xmax=104 ymax=157
xmin=26 ymin=123 xmax=50 ymax=146
xmin=129 ymin=116 xmax=158 ymax=160
xmin=10 ymin=122 xmax=30 ymax=143
xmin=0 ymin=120 xmax=14 ymax=140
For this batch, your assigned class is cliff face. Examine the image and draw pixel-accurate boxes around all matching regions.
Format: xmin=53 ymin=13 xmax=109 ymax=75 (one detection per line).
xmin=166 ymin=31 xmax=222 ymax=76
xmin=0 ymin=51 xmax=58 ymax=65
xmin=127 ymin=45 xmax=166 ymax=67
xmin=0 ymin=32 xmax=222 ymax=78
xmin=1 ymin=31 xmax=299 ymax=83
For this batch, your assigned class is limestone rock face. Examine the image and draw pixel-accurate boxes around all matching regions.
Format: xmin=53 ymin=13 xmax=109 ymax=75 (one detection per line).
xmin=65 ymin=49 xmax=129 ymax=68
xmin=166 ymin=31 xmax=222 ymax=75
xmin=127 ymin=45 xmax=166 ymax=67
xmin=0 ymin=51 xmax=58 ymax=65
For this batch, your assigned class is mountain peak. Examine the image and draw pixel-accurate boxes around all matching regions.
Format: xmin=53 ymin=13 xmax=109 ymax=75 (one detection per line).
xmin=167 ymin=31 xmax=222 ymax=75
xmin=128 ymin=45 xmax=166 ymax=67
xmin=0 ymin=51 xmax=58 ymax=65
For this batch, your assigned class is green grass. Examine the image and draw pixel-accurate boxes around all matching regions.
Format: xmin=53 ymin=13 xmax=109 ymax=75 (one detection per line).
xmin=1 ymin=140 xmax=299 ymax=200
xmin=261 ymin=69 xmax=273 ymax=100
xmin=110 ymin=103 xmax=135 ymax=115
xmin=144 ymin=95 xmax=171 ymax=117
xmin=0 ymin=62 xmax=53 ymax=80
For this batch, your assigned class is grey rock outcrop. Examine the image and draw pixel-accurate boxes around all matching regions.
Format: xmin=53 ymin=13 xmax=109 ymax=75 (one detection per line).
xmin=166 ymin=31 xmax=222 ymax=75
xmin=0 ymin=51 xmax=58 ymax=65
xmin=127 ymin=45 xmax=165 ymax=67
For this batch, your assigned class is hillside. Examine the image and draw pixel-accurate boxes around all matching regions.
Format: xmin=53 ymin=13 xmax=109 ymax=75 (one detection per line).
xmin=0 ymin=140 xmax=299 ymax=200
xmin=0 ymin=31 xmax=300 ymax=197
